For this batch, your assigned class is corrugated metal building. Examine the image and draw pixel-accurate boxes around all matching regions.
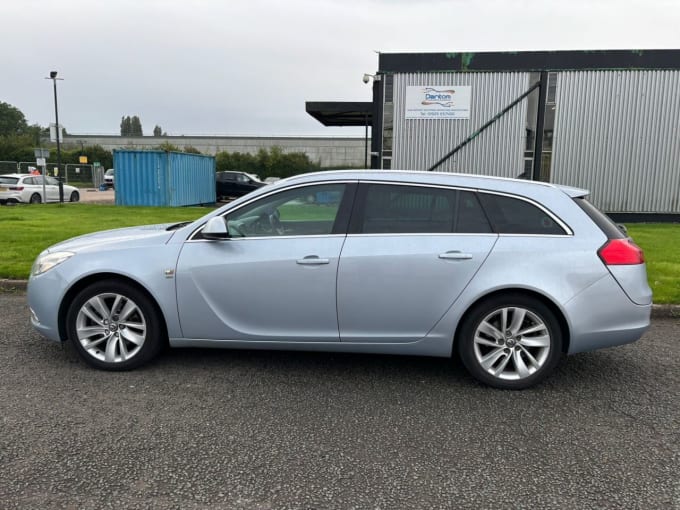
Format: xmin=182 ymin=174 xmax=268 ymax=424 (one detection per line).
xmin=114 ymin=150 xmax=216 ymax=207
xmin=308 ymin=50 xmax=680 ymax=219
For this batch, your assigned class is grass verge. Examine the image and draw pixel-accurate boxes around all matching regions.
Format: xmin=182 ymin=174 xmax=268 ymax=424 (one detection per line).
xmin=0 ymin=203 xmax=207 ymax=279
xmin=626 ymin=224 xmax=680 ymax=304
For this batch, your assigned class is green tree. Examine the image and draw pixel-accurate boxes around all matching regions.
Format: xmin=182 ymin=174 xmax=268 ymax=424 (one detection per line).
xmin=120 ymin=115 xmax=142 ymax=136
xmin=183 ymin=146 xmax=201 ymax=154
xmin=120 ymin=116 xmax=131 ymax=136
xmin=0 ymin=101 xmax=29 ymax=136
xmin=131 ymin=116 xmax=143 ymax=136
xmin=153 ymin=125 xmax=162 ymax=137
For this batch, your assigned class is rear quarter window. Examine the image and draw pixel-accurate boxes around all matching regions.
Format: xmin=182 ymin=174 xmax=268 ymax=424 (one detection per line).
xmin=478 ymin=192 xmax=567 ymax=235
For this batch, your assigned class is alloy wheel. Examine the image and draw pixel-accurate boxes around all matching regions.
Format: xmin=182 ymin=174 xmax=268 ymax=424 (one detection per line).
xmin=472 ymin=306 xmax=551 ymax=381
xmin=75 ymin=292 xmax=147 ymax=363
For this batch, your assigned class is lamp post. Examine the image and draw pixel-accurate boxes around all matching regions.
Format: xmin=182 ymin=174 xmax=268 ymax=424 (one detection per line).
xmin=46 ymin=71 xmax=64 ymax=202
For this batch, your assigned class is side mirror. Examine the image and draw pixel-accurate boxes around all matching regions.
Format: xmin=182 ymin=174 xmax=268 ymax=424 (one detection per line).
xmin=203 ymin=217 xmax=229 ymax=240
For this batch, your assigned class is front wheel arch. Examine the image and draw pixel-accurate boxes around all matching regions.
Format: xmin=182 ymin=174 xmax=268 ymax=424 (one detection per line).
xmin=453 ymin=289 xmax=570 ymax=357
xmin=58 ymin=273 xmax=169 ymax=347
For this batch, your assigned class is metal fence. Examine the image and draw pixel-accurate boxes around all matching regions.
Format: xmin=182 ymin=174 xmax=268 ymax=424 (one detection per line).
xmin=0 ymin=161 xmax=103 ymax=188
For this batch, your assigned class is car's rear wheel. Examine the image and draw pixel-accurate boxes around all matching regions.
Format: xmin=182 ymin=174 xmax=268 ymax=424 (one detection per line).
xmin=69 ymin=191 xmax=80 ymax=202
xmin=66 ymin=280 xmax=164 ymax=370
xmin=30 ymin=193 xmax=41 ymax=204
xmin=457 ymin=294 xmax=563 ymax=389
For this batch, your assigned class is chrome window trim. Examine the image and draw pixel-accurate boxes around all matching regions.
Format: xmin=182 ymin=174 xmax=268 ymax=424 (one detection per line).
xmin=187 ymin=180 xmax=357 ymax=241
xmin=346 ymin=233 xmax=499 ymax=238
xmin=187 ymin=234 xmax=346 ymax=244
xmin=357 ymin=180 xmax=573 ymax=237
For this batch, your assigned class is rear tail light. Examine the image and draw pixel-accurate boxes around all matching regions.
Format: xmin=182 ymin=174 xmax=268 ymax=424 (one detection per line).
xmin=598 ymin=239 xmax=645 ymax=265
xmin=9 ymin=186 xmax=24 ymax=191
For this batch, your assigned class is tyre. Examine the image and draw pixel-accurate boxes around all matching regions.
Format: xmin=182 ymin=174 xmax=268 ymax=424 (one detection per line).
xmin=457 ymin=294 xmax=563 ymax=389
xmin=66 ymin=280 xmax=164 ymax=370
xmin=69 ymin=191 xmax=80 ymax=202
xmin=30 ymin=193 xmax=41 ymax=204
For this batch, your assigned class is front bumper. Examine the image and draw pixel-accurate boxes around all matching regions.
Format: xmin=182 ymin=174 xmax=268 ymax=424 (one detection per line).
xmin=27 ymin=271 xmax=68 ymax=343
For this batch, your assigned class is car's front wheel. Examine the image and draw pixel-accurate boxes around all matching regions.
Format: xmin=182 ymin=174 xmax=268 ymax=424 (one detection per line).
xmin=457 ymin=294 xmax=563 ymax=389
xmin=66 ymin=280 xmax=164 ymax=370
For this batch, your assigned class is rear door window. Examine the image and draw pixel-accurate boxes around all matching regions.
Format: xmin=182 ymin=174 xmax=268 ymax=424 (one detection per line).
xmin=352 ymin=184 xmax=492 ymax=234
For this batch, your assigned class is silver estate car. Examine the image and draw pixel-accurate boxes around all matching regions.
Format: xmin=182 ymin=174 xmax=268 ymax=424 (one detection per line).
xmin=27 ymin=171 xmax=652 ymax=389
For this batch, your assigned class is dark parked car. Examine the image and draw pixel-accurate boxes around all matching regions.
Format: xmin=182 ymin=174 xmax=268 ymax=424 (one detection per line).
xmin=216 ymin=171 xmax=265 ymax=200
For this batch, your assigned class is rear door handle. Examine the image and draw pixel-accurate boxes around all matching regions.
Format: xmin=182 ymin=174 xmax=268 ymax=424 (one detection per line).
xmin=438 ymin=251 xmax=473 ymax=260
xmin=296 ymin=256 xmax=330 ymax=265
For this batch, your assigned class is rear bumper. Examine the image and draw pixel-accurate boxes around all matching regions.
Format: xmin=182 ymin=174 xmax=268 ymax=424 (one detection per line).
xmin=0 ymin=193 xmax=22 ymax=204
xmin=565 ymin=274 xmax=651 ymax=354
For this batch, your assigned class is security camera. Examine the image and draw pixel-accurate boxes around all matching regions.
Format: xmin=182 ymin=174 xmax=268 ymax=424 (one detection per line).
xmin=50 ymin=71 xmax=58 ymax=79
xmin=362 ymin=73 xmax=371 ymax=84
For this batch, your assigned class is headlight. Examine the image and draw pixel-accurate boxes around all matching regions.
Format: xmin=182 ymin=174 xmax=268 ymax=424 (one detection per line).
xmin=31 ymin=251 xmax=74 ymax=276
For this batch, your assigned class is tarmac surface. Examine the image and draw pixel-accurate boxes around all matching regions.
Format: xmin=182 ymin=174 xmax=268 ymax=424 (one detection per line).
xmin=0 ymin=291 xmax=678 ymax=509
xmin=77 ymin=187 xmax=115 ymax=204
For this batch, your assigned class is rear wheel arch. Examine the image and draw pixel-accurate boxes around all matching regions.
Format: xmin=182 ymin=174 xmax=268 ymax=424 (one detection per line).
xmin=58 ymin=273 xmax=169 ymax=346
xmin=453 ymin=288 xmax=571 ymax=356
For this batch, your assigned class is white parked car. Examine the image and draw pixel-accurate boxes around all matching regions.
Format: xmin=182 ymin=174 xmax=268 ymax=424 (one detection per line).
xmin=0 ymin=173 xmax=80 ymax=204
xmin=104 ymin=168 xmax=114 ymax=188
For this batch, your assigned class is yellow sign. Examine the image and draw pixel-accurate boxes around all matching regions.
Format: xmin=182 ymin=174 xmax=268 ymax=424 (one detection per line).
xmin=79 ymin=155 xmax=88 ymax=163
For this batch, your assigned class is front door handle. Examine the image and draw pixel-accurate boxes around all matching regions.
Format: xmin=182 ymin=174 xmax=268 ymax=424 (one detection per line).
xmin=296 ymin=256 xmax=330 ymax=265
xmin=438 ymin=251 xmax=473 ymax=260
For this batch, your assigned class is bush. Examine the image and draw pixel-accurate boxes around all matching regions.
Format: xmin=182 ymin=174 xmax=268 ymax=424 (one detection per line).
xmin=215 ymin=146 xmax=320 ymax=179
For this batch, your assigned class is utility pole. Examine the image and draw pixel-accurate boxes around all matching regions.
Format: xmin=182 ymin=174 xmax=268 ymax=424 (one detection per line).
xmin=46 ymin=71 xmax=64 ymax=202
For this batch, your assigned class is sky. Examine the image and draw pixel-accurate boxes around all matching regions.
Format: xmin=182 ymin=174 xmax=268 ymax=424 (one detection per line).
xmin=2 ymin=0 xmax=679 ymax=137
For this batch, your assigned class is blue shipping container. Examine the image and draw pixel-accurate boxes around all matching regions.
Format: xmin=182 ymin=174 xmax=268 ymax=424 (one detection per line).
xmin=113 ymin=150 xmax=216 ymax=207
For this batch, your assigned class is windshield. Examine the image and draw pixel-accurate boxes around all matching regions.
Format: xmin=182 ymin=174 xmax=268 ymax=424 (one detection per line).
xmin=105 ymin=169 xmax=114 ymax=176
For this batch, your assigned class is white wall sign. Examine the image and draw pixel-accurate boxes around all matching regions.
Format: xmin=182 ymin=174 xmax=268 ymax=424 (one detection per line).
xmin=405 ymin=86 xmax=471 ymax=119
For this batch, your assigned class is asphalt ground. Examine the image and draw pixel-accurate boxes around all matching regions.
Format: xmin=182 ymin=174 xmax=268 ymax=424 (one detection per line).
xmin=0 ymin=292 xmax=678 ymax=509
xmin=78 ymin=188 xmax=115 ymax=203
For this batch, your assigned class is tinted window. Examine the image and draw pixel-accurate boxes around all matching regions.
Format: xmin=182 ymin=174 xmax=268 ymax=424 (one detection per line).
xmin=46 ymin=176 xmax=59 ymax=185
xmin=22 ymin=177 xmax=34 ymax=185
xmin=455 ymin=191 xmax=492 ymax=233
xmin=217 ymin=172 xmax=236 ymax=182
xmin=0 ymin=176 xmax=19 ymax=185
xmin=223 ymin=184 xmax=347 ymax=238
xmin=358 ymin=184 xmax=491 ymax=234
xmin=478 ymin=192 xmax=567 ymax=235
